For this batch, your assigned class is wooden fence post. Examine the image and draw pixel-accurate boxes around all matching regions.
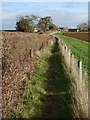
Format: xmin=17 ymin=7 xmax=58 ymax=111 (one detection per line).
xmin=51 ymin=40 xmax=53 ymax=45
xmin=62 ymin=44 xmax=65 ymax=55
xmin=79 ymin=61 xmax=82 ymax=87
xmin=30 ymin=49 xmax=33 ymax=58
xmin=68 ymin=49 xmax=71 ymax=70
xmin=41 ymin=42 xmax=44 ymax=52
xmin=71 ymin=54 xmax=74 ymax=74
xmin=65 ymin=45 xmax=68 ymax=52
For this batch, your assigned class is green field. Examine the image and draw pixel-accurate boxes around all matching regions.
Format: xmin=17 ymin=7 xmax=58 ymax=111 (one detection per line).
xmin=54 ymin=32 xmax=90 ymax=83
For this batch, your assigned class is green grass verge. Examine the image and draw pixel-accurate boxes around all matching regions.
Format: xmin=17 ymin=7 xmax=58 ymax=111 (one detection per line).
xmin=54 ymin=32 xmax=89 ymax=82
xmin=12 ymin=52 xmax=50 ymax=118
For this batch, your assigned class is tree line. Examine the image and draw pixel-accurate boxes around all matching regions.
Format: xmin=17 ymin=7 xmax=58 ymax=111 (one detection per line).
xmin=16 ymin=15 xmax=58 ymax=32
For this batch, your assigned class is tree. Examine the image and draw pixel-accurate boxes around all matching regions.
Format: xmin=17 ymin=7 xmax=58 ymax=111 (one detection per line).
xmin=16 ymin=15 xmax=38 ymax=32
xmin=49 ymin=24 xmax=58 ymax=31
xmin=37 ymin=16 xmax=56 ymax=32
xmin=77 ymin=23 xmax=88 ymax=32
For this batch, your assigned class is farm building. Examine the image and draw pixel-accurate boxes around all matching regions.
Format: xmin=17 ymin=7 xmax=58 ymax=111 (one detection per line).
xmin=58 ymin=26 xmax=68 ymax=32
xmin=58 ymin=27 xmax=64 ymax=31
xmin=68 ymin=28 xmax=79 ymax=32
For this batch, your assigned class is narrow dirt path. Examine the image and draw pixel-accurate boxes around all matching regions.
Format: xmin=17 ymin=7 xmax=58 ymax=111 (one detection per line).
xmin=41 ymin=41 xmax=75 ymax=118
xmin=13 ymin=40 xmax=75 ymax=118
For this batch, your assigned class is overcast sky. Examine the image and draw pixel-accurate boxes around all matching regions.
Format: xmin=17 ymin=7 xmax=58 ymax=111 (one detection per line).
xmin=1 ymin=2 xmax=88 ymax=30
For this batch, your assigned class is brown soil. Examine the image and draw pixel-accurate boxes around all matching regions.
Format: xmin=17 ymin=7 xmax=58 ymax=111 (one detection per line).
xmin=63 ymin=32 xmax=90 ymax=42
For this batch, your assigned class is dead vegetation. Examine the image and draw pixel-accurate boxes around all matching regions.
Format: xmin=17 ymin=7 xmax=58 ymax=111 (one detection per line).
xmin=2 ymin=31 xmax=53 ymax=118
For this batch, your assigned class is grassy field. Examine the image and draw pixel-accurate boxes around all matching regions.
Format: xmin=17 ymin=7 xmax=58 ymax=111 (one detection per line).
xmin=12 ymin=42 xmax=75 ymax=118
xmin=54 ymin=32 xmax=90 ymax=82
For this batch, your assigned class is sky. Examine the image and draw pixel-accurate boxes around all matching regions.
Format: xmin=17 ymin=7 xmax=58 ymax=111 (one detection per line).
xmin=1 ymin=2 xmax=88 ymax=30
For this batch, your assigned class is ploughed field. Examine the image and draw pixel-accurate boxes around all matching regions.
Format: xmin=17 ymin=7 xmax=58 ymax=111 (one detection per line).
xmin=63 ymin=32 xmax=89 ymax=42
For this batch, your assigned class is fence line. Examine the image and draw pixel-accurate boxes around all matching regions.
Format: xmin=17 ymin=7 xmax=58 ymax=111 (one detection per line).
xmin=29 ymin=40 xmax=52 ymax=58
xmin=57 ymin=37 xmax=88 ymax=118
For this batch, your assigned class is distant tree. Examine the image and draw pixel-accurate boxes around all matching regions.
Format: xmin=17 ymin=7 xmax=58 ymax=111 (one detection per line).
xmin=37 ymin=16 xmax=57 ymax=32
xmin=77 ymin=23 xmax=88 ymax=32
xmin=16 ymin=15 xmax=38 ymax=32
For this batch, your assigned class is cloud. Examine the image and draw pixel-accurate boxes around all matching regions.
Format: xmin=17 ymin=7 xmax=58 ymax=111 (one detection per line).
xmin=46 ymin=9 xmax=88 ymax=27
xmin=1 ymin=2 xmax=88 ymax=30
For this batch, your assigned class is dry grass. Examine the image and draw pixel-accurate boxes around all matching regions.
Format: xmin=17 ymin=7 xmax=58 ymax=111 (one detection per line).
xmin=2 ymin=31 xmax=53 ymax=118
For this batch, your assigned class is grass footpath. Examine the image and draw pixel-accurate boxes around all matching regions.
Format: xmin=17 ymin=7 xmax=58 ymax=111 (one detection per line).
xmin=54 ymin=32 xmax=89 ymax=84
xmin=13 ymin=42 xmax=75 ymax=118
